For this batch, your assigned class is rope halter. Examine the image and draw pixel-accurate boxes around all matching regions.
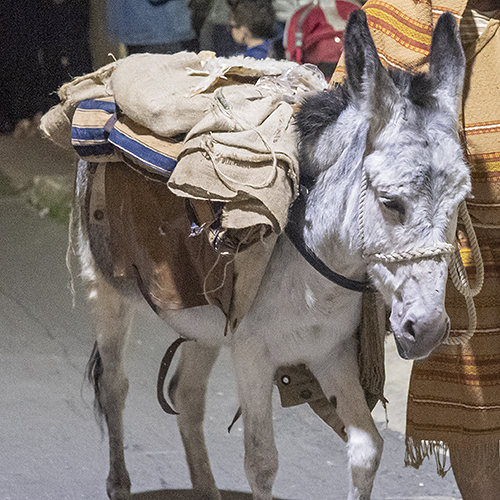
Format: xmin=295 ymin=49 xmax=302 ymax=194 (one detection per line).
xmin=358 ymin=167 xmax=483 ymax=345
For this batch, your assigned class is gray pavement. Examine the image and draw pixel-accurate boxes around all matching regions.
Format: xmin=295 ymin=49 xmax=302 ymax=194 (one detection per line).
xmin=0 ymin=134 xmax=461 ymax=499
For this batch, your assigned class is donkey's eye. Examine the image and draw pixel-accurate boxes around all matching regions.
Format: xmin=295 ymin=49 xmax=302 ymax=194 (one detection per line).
xmin=381 ymin=197 xmax=405 ymax=217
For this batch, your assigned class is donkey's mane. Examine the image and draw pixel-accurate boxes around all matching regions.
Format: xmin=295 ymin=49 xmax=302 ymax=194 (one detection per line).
xmin=295 ymin=84 xmax=350 ymax=148
xmin=389 ymin=69 xmax=438 ymax=109
xmin=297 ymin=69 xmax=439 ymax=138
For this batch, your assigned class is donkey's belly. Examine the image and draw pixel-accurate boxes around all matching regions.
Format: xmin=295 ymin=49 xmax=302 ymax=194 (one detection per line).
xmin=159 ymin=288 xmax=361 ymax=368
xmin=160 ymin=305 xmax=228 ymax=346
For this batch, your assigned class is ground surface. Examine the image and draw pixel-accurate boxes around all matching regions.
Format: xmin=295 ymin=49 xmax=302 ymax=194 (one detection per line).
xmin=0 ymin=134 xmax=462 ymax=499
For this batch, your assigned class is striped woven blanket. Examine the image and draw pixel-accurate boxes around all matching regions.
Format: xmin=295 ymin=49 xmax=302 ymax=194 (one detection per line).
xmin=71 ymin=97 xmax=182 ymax=177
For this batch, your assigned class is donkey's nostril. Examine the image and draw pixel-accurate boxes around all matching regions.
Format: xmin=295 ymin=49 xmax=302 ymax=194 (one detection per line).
xmin=404 ymin=319 xmax=416 ymax=339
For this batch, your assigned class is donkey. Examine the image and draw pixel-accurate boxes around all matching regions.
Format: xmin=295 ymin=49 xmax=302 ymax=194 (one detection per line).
xmin=76 ymin=10 xmax=469 ymax=500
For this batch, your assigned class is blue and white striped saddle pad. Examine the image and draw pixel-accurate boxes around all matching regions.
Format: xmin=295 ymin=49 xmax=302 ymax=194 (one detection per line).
xmin=71 ymin=97 xmax=182 ymax=177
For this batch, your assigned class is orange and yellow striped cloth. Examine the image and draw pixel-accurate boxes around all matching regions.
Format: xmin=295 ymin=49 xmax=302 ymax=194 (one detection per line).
xmin=332 ymin=0 xmax=500 ymax=474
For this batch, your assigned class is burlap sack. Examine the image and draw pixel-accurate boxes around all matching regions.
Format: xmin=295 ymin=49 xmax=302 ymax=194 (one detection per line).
xmin=109 ymin=52 xmax=215 ymax=137
xmin=168 ymin=84 xmax=299 ymax=235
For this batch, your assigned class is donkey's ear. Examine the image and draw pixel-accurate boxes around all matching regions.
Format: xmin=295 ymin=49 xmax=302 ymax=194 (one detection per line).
xmin=344 ymin=10 xmax=398 ymax=126
xmin=428 ymin=12 xmax=465 ymax=113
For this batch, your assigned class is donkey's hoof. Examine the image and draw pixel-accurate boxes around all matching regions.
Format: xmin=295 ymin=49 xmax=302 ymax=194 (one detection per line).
xmin=106 ymin=472 xmax=131 ymax=500
xmin=195 ymin=488 xmax=223 ymax=500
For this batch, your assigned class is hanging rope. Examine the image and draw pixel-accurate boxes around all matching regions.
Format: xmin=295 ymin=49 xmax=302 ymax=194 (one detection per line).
xmin=442 ymin=200 xmax=484 ymax=345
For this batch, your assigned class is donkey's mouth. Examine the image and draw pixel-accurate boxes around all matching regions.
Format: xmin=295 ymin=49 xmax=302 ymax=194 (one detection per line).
xmin=394 ymin=337 xmax=412 ymax=360
xmin=392 ymin=316 xmax=450 ymax=361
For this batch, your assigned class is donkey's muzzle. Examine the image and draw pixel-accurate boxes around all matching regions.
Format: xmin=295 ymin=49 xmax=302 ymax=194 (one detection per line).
xmin=392 ymin=311 xmax=450 ymax=360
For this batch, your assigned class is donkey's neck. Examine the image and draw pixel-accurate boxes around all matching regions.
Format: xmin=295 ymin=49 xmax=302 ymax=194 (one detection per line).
xmin=303 ymin=178 xmax=366 ymax=283
xmin=302 ymin=116 xmax=369 ymax=283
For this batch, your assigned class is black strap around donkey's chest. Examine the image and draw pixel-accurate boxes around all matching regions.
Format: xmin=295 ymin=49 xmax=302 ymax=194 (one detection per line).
xmin=285 ymin=184 xmax=369 ymax=293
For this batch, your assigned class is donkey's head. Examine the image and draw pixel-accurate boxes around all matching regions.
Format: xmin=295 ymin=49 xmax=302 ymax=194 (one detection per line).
xmin=298 ymin=11 xmax=470 ymax=359
xmin=351 ymin=12 xmax=469 ymax=359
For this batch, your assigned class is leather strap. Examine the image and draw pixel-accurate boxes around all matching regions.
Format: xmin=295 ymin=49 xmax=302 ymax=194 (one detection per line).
xmin=285 ymin=186 xmax=368 ymax=293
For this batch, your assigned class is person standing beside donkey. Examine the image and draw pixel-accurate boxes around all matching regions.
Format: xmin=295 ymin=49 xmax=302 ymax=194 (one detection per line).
xmin=228 ymin=0 xmax=277 ymax=59
xmin=106 ymin=0 xmax=195 ymax=55
xmin=331 ymin=1 xmax=500 ymax=498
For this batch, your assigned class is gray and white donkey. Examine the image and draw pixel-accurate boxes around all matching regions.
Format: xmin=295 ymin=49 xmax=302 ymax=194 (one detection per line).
xmin=76 ymin=10 xmax=470 ymax=500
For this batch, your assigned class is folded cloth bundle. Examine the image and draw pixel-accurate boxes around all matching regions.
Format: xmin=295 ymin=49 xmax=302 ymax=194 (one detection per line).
xmin=70 ymin=96 xmax=183 ymax=177
xmin=40 ymin=52 xmax=321 ymax=244
xmin=169 ymin=84 xmax=300 ymax=237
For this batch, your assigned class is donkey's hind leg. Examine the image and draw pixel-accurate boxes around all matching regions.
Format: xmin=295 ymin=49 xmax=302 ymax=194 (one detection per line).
xmin=87 ymin=271 xmax=135 ymax=500
xmin=232 ymin=340 xmax=278 ymax=500
xmin=169 ymin=340 xmax=222 ymax=500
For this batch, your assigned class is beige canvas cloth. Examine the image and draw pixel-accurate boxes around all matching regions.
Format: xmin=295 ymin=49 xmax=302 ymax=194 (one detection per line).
xmin=169 ymin=84 xmax=300 ymax=235
xmin=40 ymin=51 xmax=305 ymax=146
xmin=40 ymin=52 xmax=321 ymax=239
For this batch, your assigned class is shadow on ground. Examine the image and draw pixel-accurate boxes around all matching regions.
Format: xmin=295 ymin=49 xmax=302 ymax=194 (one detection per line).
xmin=0 ymin=170 xmax=18 ymax=197
xmin=131 ymin=490 xmax=286 ymax=500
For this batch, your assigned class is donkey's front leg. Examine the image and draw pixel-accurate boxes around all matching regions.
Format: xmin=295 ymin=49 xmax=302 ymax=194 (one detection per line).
xmin=88 ymin=272 xmax=135 ymax=500
xmin=311 ymin=341 xmax=383 ymax=500
xmin=232 ymin=340 xmax=278 ymax=500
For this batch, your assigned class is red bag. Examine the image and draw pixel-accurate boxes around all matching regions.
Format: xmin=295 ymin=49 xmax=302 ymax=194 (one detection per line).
xmin=284 ymin=1 xmax=360 ymax=75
